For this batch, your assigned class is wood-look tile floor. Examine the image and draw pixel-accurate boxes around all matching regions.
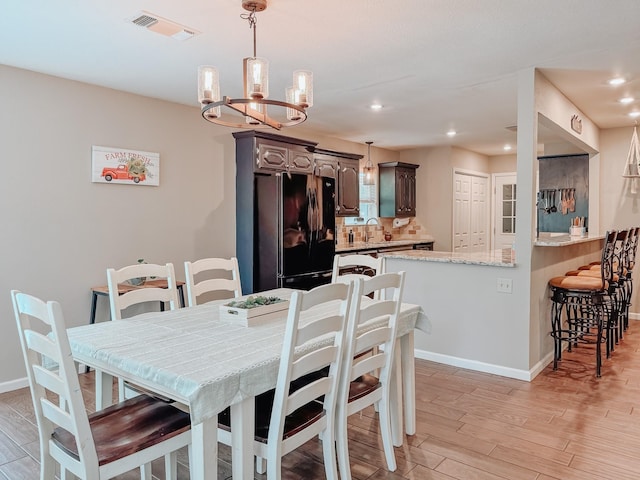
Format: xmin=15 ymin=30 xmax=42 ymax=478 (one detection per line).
xmin=2 ymin=323 xmax=640 ymax=479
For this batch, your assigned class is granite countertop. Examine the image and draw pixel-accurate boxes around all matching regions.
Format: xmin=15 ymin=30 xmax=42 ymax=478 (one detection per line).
xmin=336 ymin=237 xmax=434 ymax=253
xmin=533 ymin=233 xmax=605 ymax=247
xmin=380 ymin=249 xmax=515 ymax=267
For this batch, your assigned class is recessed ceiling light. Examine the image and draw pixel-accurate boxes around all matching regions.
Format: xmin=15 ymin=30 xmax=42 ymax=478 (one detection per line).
xmin=370 ymin=104 xmax=383 ymax=111
xmin=503 ymin=144 xmax=512 ymax=151
xmin=446 ymin=130 xmax=456 ymax=137
xmin=620 ymin=96 xmax=634 ymax=104
xmin=629 ymin=111 xmax=640 ymax=118
xmin=608 ymin=77 xmax=626 ymax=86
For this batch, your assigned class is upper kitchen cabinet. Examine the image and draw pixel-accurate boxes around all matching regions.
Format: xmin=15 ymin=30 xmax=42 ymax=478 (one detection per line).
xmin=379 ymin=162 xmax=419 ymax=217
xmin=234 ymin=130 xmax=317 ymax=174
xmin=314 ymin=149 xmax=362 ymax=217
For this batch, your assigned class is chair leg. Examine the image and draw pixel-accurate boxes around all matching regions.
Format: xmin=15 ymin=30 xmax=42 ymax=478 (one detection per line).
xmin=378 ymin=397 xmax=397 ymax=471
xmin=118 ymin=377 xmax=126 ymax=403
xmin=266 ymin=452 xmax=282 ymax=480
xmin=256 ymin=456 xmax=266 ymax=474
xmin=336 ymin=412 xmax=352 ymax=480
xmin=140 ymin=463 xmax=152 ymax=480
xmin=321 ymin=425 xmax=339 ymax=480
xmin=165 ymin=452 xmax=178 ymax=480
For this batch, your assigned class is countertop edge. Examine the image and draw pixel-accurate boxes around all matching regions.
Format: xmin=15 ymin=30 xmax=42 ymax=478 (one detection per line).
xmin=533 ymin=234 xmax=605 ymax=247
xmin=381 ymin=249 xmax=516 ymax=268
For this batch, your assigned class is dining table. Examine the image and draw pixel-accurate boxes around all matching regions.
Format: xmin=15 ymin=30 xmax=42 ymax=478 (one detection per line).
xmin=66 ymin=287 xmax=428 ymax=480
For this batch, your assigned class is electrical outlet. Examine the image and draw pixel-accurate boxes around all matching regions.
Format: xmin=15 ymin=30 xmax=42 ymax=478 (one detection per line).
xmin=497 ymin=277 xmax=513 ymax=293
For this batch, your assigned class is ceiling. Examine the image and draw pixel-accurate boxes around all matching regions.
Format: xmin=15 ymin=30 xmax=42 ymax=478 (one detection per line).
xmin=3 ymin=0 xmax=640 ymax=155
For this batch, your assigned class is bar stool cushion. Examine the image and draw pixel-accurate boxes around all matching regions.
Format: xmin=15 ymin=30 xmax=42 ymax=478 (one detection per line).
xmin=565 ymin=270 xmax=619 ymax=282
xmin=549 ymin=275 xmax=606 ymax=291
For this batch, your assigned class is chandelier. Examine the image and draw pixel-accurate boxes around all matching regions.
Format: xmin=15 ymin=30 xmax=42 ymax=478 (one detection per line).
xmin=197 ymin=0 xmax=313 ymax=130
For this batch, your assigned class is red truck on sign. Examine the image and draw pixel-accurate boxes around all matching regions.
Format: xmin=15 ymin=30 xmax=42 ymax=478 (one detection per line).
xmin=101 ymin=165 xmax=146 ymax=183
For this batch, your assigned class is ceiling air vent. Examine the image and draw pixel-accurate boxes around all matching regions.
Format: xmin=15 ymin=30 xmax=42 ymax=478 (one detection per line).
xmin=127 ymin=11 xmax=200 ymax=41
xmin=131 ymin=14 xmax=159 ymax=28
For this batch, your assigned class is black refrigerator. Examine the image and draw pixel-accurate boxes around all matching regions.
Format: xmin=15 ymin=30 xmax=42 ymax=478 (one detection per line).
xmin=251 ymin=172 xmax=336 ymax=292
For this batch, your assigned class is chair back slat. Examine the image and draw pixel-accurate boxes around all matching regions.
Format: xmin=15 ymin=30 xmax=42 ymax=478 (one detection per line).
xmin=351 ymin=349 xmax=387 ymax=381
xmin=296 ymin=314 xmax=344 ymax=346
xmin=290 ymin=345 xmax=336 ymax=381
xmin=286 ymin=377 xmax=331 ymax=415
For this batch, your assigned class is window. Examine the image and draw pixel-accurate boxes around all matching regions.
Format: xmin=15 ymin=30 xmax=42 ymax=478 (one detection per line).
xmin=344 ymin=173 xmax=378 ymax=225
xmin=501 ymin=184 xmax=516 ymax=234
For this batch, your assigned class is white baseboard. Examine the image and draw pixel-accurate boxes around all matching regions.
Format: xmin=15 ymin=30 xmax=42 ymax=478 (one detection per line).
xmin=630 ymin=312 xmax=640 ymax=321
xmin=0 ymin=377 xmax=29 ymax=394
xmin=414 ymin=348 xmax=552 ymax=382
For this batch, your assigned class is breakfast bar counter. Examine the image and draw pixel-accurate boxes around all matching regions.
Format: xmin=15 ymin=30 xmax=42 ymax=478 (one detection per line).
xmin=533 ymin=232 xmax=605 ymax=247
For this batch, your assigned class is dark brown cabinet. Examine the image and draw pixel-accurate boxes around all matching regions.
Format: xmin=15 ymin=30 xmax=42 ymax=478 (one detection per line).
xmin=379 ymin=162 xmax=419 ymax=217
xmin=314 ymin=150 xmax=361 ymax=217
xmin=233 ymin=131 xmax=362 ymax=293
xmin=255 ymin=136 xmax=315 ymax=174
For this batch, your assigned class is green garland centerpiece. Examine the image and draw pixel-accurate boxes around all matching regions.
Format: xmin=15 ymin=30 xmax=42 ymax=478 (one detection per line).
xmin=224 ymin=296 xmax=285 ymax=309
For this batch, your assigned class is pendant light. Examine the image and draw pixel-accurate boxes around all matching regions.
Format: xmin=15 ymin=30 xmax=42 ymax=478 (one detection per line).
xmin=363 ymin=141 xmax=375 ymax=185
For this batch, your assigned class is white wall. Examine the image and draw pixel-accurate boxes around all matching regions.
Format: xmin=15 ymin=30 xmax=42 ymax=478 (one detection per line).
xmin=0 ymin=64 xmax=237 ymax=386
xmin=489 ymin=154 xmax=517 ymax=173
xmin=599 ymin=126 xmax=640 ymax=315
xmin=386 ymin=257 xmax=533 ymax=377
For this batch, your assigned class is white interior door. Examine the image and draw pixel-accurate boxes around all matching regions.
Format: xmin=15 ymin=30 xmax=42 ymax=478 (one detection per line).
xmin=453 ymin=173 xmax=471 ymax=252
xmin=470 ymin=176 xmax=488 ymax=250
xmin=453 ymin=171 xmax=489 ymax=253
xmin=492 ymin=173 xmax=517 ymax=251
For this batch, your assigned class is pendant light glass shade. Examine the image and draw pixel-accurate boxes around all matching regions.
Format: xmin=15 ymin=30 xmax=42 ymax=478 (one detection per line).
xmin=245 ymin=102 xmax=264 ymax=125
xmin=363 ymin=141 xmax=375 ymax=185
xmin=293 ymin=70 xmax=313 ymax=108
xmin=286 ymin=87 xmax=302 ymax=121
xmin=245 ymin=57 xmax=269 ymax=99
xmin=197 ymin=66 xmax=221 ymax=119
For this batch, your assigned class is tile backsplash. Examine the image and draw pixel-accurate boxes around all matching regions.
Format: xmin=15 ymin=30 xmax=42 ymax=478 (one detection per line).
xmin=335 ymin=217 xmax=432 ymax=247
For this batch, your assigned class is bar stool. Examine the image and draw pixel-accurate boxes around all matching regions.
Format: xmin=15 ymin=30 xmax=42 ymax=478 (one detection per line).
xmin=565 ymin=229 xmax=628 ymax=349
xmin=621 ymin=227 xmax=639 ymax=332
xmin=548 ymin=230 xmax=617 ymax=377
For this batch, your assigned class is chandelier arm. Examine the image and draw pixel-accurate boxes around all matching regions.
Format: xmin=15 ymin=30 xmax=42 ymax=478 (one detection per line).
xmin=201 ymin=97 xmax=307 ymax=130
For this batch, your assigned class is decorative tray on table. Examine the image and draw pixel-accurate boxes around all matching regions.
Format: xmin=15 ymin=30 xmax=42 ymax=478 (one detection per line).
xmin=219 ymin=296 xmax=289 ymax=327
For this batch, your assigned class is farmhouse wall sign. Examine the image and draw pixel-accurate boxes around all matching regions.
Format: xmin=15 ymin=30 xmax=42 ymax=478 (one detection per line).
xmin=91 ymin=145 xmax=160 ymax=186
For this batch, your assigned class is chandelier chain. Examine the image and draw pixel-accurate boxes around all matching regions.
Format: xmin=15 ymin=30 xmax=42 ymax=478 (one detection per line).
xmin=240 ymin=7 xmax=258 ymax=58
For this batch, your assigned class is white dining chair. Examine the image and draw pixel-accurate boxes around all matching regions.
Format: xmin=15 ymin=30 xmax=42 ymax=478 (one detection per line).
xmin=184 ymin=257 xmax=242 ymax=307
xmin=331 ymin=253 xmax=384 ymax=284
xmin=11 ymin=290 xmax=192 ymax=480
xmin=335 ymin=271 xmax=406 ymax=480
xmin=217 ymin=281 xmax=355 ymax=480
xmin=107 ymin=262 xmax=180 ymax=320
xmin=107 ymin=262 xmax=180 ymax=402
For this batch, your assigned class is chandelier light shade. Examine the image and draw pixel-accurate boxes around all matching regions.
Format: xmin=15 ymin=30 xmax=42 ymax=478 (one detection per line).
xmin=197 ymin=0 xmax=312 ymax=130
xmin=197 ymin=66 xmax=221 ymax=119
xmin=363 ymin=141 xmax=376 ymax=185
xmin=293 ymin=70 xmax=313 ymax=108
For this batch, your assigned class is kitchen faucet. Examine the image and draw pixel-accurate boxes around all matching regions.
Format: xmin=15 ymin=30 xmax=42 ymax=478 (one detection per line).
xmin=365 ymin=217 xmax=380 ymax=243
